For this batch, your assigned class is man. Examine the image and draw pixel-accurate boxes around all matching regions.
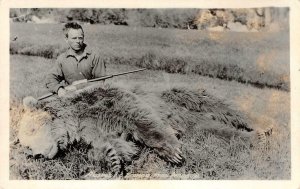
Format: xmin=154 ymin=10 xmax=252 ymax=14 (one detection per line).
xmin=46 ymin=22 xmax=106 ymax=97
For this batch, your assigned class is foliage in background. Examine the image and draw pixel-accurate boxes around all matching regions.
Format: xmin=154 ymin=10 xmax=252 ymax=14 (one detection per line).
xmin=9 ymin=8 xmax=199 ymax=29
xmin=10 ymin=8 xmax=289 ymax=31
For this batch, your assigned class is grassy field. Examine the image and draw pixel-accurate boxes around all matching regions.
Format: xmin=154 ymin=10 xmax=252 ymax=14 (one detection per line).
xmin=10 ymin=23 xmax=289 ymax=90
xmin=9 ymin=23 xmax=290 ymax=179
xmin=10 ymin=55 xmax=290 ymax=179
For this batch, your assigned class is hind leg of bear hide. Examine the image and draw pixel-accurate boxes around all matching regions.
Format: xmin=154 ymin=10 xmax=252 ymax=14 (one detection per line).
xmin=198 ymin=124 xmax=273 ymax=149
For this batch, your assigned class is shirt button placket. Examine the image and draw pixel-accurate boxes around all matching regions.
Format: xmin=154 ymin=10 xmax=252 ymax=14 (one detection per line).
xmin=76 ymin=59 xmax=80 ymax=77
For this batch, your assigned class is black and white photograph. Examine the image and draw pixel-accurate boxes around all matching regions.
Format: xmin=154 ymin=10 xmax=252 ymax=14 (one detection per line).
xmin=5 ymin=5 xmax=293 ymax=182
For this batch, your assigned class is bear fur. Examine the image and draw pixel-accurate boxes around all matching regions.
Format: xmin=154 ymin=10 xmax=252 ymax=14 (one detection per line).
xmin=18 ymin=83 xmax=254 ymax=173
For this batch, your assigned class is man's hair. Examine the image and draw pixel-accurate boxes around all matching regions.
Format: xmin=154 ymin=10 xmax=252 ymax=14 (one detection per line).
xmin=63 ymin=22 xmax=84 ymax=38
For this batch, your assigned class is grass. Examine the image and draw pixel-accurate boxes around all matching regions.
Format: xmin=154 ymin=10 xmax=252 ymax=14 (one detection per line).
xmin=9 ymin=55 xmax=290 ymax=179
xmin=10 ymin=23 xmax=289 ymax=90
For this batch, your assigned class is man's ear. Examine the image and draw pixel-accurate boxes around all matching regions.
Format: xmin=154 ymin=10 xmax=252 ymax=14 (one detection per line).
xmin=64 ymin=36 xmax=68 ymax=43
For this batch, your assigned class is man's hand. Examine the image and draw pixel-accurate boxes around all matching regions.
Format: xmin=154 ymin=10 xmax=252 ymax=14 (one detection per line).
xmin=65 ymin=85 xmax=77 ymax=91
xmin=57 ymin=85 xmax=77 ymax=97
xmin=57 ymin=88 xmax=67 ymax=97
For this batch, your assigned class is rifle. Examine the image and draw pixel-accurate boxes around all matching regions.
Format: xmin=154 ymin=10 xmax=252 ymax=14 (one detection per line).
xmin=37 ymin=68 xmax=147 ymax=101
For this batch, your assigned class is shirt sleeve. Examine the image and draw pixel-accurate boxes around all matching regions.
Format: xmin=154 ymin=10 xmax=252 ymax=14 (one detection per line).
xmin=92 ymin=55 xmax=107 ymax=78
xmin=45 ymin=58 xmax=66 ymax=93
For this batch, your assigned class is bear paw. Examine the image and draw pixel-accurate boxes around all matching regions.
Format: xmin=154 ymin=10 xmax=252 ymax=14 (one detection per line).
xmin=155 ymin=146 xmax=185 ymax=165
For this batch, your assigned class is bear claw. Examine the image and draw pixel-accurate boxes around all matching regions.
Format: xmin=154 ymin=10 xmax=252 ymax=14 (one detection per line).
xmin=175 ymin=148 xmax=182 ymax=154
xmin=167 ymin=151 xmax=184 ymax=165
xmin=173 ymin=157 xmax=181 ymax=163
xmin=175 ymin=153 xmax=182 ymax=160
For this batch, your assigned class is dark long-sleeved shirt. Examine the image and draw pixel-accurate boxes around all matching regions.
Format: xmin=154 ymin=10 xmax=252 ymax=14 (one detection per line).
xmin=46 ymin=44 xmax=106 ymax=93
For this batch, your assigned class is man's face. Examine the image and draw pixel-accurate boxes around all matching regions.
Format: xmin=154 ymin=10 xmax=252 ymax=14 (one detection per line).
xmin=65 ymin=28 xmax=84 ymax=52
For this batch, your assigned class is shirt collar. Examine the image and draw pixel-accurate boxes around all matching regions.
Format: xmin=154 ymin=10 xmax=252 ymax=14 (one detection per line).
xmin=65 ymin=43 xmax=92 ymax=58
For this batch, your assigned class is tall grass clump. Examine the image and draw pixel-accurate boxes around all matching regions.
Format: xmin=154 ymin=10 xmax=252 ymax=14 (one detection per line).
xmin=10 ymin=42 xmax=65 ymax=59
xmin=109 ymin=51 xmax=289 ymax=91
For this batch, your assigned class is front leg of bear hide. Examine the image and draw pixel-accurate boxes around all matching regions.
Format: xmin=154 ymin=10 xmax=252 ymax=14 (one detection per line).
xmin=134 ymin=118 xmax=184 ymax=165
xmin=87 ymin=134 xmax=138 ymax=176
xmin=114 ymin=88 xmax=185 ymax=165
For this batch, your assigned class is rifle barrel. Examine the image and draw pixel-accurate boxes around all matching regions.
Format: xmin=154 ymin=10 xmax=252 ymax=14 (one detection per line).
xmin=88 ymin=68 xmax=146 ymax=82
xmin=37 ymin=92 xmax=55 ymax=101
xmin=112 ymin=68 xmax=147 ymax=77
xmin=88 ymin=75 xmax=113 ymax=82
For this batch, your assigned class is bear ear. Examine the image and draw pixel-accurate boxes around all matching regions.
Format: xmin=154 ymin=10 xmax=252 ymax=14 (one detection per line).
xmin=23 ymin=96 xmax=38 ymax=111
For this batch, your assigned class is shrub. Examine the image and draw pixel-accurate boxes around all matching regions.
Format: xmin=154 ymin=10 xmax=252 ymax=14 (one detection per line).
xmin=10 ymin=42 xmax=65 ymax=59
